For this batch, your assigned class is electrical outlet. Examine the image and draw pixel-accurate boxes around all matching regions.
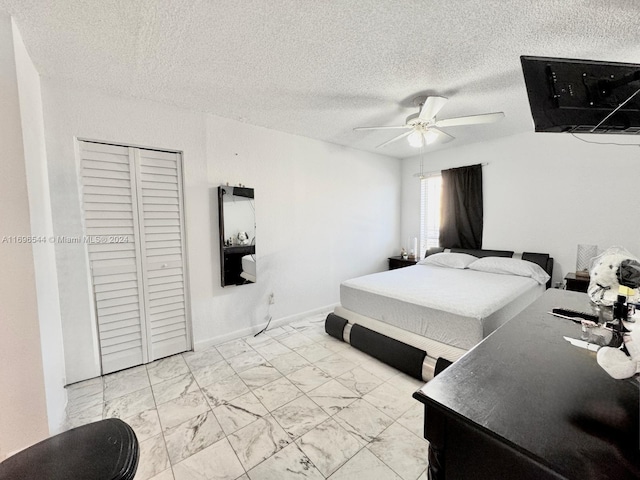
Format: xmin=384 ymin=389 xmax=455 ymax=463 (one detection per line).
xmin=269 ymin=293 xmax=275 ymax=304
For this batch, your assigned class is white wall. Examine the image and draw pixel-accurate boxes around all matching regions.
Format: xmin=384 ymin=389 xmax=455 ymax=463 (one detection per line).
xmin=0 ymin=12 xmax=49 ymax=459
xmin=12 ymin=19 xmax=67 ymax=435
xmin=401 ymin=132 xmax=640 ymax=284
xmin=203 ymin=115 xmax=400 ymax=346
xmin=40 ymin=80 xmax=401 ymax=382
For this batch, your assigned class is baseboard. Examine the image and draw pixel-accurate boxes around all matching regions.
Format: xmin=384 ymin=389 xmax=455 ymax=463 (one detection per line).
xmin=194 ymin=303 xmax=338 ymax=351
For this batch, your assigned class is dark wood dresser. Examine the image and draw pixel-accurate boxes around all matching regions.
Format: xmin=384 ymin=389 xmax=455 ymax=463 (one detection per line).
xmin=388 ymin=256 xmax=417 ymax=270
xmin=564 ymin=272 xmax=591 ymax=293
xmin=413 ymin=289 xmax=640 ymax=480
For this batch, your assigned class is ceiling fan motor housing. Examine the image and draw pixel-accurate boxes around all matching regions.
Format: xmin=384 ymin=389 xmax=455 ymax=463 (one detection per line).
xmin=406 ymin=112 xmax=423 ymax=125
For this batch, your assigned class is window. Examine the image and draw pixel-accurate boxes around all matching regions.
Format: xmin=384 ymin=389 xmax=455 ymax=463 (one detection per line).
xmin=419 ymin=174 xmax=442 ymax=258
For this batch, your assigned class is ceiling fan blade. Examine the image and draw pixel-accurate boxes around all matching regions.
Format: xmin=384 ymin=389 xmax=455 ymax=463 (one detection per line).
xmin=419 ymin=96 xmax=448 ymax=121
xmin=428 ymin=127 xmax=455 ymax=144
xmin=434 ymin=112 xmax=505 ymax=128
xmin=376 ymin=130 xmax=414 ymax=148
xmin=353 ymin=125 xmax=410 ymax=131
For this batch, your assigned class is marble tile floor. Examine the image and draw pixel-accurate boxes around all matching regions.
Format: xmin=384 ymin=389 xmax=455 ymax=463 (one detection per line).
xmin=63 ymin=313 xmax=430 ymax=480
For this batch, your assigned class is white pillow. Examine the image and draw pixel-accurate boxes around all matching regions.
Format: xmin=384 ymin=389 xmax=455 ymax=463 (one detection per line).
xmin=417 ymin=252 xmax=478 ymax=269
xmin=467 ymin=257 xmax=550 ymax=285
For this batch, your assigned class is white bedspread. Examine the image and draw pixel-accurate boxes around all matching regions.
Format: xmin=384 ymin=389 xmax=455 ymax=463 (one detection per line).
xmin=241 ymin=255 xmax=256 ymax=277
xmin=341 ymin=264 xmax=544 ymax=350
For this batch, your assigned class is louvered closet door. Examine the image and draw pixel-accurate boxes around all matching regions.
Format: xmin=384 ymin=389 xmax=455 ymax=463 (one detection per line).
xmin=79 ymin=141 xmax=190 ymax=374
xmin=135 ymin=148 xmax=190 ymax=360
xmin=80 ymin=142 xmax=148 ymax=374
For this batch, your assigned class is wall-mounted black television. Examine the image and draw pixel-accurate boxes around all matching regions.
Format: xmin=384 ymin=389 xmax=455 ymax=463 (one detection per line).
xmin=520 ymin=55 xmax=640 ymax=134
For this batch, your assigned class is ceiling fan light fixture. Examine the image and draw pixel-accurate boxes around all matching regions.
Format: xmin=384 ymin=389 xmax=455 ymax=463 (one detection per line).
xmin=408 ymin=130 xmax=424 ymax=148
xmin=424 ymin=129 xmax=439 ymax=145
xmin=354 ymin=95 xmax=504 ymax=150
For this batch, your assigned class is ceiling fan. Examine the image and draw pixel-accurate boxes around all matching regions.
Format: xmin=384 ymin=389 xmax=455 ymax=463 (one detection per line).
xmin=354 ymin=96 xmax=505 ymax=148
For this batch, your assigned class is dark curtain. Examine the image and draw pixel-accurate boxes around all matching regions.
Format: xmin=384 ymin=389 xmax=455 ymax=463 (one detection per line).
xmin=439 ymin=164 xmax=483 ymax=249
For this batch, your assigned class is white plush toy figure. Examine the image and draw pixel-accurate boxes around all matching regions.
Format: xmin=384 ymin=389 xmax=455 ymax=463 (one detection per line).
xmin=588 ymin=246 xmax=640 ymax=306
xmin=589 ymin=247 xmax=640 ymax=379
xmin=597 ymin=321 xmax=640 ymax=379
xmin=237 ymin=231 xmax=250 ymax=246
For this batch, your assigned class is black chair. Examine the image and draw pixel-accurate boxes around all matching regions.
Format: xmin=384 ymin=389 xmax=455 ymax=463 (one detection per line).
xmin=0 ymin=418 xmax=139 ymax=480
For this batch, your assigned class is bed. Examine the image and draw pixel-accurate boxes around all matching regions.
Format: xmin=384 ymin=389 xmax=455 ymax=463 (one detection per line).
xmin=240 ymin=254 xmax=256 ymax=283
xmin=325 ymin=248 xmax=554 ymax=381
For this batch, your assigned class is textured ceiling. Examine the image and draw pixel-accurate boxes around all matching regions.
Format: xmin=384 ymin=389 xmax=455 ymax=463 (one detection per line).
xmin=1 ymin=0 xmax=639 ymax=158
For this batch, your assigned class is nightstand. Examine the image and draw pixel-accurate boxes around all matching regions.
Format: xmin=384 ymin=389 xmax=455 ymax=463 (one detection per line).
xmin=388 ymin=256 xmax=417 ymax=270
xmin=564 ymin=272 xmax=590 ymax=293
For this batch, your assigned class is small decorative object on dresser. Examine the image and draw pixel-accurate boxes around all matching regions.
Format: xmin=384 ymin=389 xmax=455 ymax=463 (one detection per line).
xmin=576 ymin=244 xmax=598 ymax=277
xmin=407 ymin=236 xmax=418 ymax=260
xmin=237 ymin=231 xmax=250 ymax=245
xmin=388 ymin=256 xmax=417 ymax=270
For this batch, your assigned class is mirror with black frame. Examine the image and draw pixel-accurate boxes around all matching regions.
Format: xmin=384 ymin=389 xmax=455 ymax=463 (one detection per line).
xmin=218 ymin=186 xmax=256 ymax=287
